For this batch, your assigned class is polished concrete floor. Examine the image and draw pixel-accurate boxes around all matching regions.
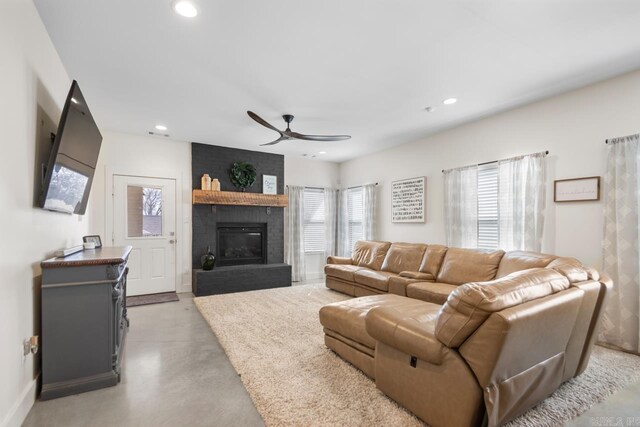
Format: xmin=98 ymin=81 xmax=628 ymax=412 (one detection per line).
xmin=566 ymin=380 xmax=640 ymax=427
xmin=23 ymin=292 xmax=639 ymax=426
xmin=24 ymin=295 xmax=264 ymax=427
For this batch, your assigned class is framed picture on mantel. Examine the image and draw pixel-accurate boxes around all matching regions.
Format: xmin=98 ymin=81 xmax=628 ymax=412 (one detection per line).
xmin=263 ymin=175 xmax=277 ymax=195
xmin=554 ymin=176 xmax=600 ymax=202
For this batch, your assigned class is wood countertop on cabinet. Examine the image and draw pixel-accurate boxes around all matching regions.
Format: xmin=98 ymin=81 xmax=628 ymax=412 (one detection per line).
xmin=41 ymin=246 xmax=133 ymax=269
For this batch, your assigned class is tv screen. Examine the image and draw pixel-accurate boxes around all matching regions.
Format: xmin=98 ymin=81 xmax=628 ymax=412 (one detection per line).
xmin=40 ymin=80 xmax=102 ymax=214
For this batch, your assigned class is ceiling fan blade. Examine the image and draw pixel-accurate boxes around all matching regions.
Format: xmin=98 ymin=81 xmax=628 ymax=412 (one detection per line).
xmin=247 ymin=111 xmax=283 ymax=134
xmin=287 ymin=131 xmax=351 ymax=142
xmin=260 ymin=136 xmax=287 ymax=146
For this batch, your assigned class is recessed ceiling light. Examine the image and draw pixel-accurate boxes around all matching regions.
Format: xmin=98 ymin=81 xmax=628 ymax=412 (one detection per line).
xmin=319 ymin=151 xmax=327 ymax=154
xmin=71 ymin=97 xmax=78 ymax=104
xmin=172 ymin=1 xmax=198 ymax=18
xmin=443 ymin=98 xmax=457 ymax=105
xmin=155 ymin=124 xmax=168 ymax=131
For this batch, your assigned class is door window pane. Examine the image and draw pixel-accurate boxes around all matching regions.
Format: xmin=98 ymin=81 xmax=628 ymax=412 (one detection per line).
xmin=127 ymin=186 xmax=163 ymax=237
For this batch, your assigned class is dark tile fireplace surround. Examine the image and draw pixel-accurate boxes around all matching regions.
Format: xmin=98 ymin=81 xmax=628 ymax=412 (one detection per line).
xmin=191 ymin=143 xmax=291 ymax=296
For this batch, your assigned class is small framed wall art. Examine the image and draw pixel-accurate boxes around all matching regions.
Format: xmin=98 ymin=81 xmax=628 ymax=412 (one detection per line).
xmin=554 ymin=176 xmax=600 ymax=202
xmin=392 ymin=176 xmax=425 ymax=223
xmin=263 ymin=174 xmax=277 ymax=195
xmin=82 ymin=235 xmax=103 ymax=248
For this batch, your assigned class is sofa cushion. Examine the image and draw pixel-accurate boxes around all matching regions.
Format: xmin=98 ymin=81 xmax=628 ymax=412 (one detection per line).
xmin=547 ymin=257 xmax=582 ymax=268
xmin=351 ymin=240 xmax=392 ymax=270
xmin=435 ymin=268 xmax=571 ymax=348
xmin=550 ymin=263 xmax=589 ymax=283
xmin=381 ymin=243 xmax=427 ymax=274
xmin=398 ymin=271 xmax=435 ymax=281
xmin=496 ymin=251 xmax=557 ymax=278
xmin=547 ymin=257 xmax=601 ymax=282
xmin=354 ymin=270 xmax=397 ymax=292
xmin=419 ymin=244 xmax=448 ymax=276
xmin=436 ymin=248 xmax=505 ymax=286
xmin=324 ymin=264 xmax=366 ymax=282
xmin=319 ymin=294 xmax=414 ymax=350
xmin=365 ymin=298 xmax=447 ymax=365
xmin=406 ymin=282 xmax=458 ymax=305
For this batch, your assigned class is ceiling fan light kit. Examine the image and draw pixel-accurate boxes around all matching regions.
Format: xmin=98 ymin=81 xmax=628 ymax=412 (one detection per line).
xmin=247 ymin=111 xmax=351 ymax=146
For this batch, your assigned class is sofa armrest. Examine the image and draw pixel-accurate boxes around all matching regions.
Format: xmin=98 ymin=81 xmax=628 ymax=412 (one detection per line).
xmin=326 ymin=256 xmax=352 ymax=265
xmin=399 ymin=271 xmax=435 ymax=281
xmin=365 ymin=305 xmax=447 ymax=365
xmin=598 ymin=272 xmax=613 ymax=289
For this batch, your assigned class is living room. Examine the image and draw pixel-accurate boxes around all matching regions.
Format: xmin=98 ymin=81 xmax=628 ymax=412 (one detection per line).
xmin=2 ymin=1 xmax=640 ymax=426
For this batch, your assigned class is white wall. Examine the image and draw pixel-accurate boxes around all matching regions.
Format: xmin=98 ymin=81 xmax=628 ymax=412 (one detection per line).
xmin=285 ymin=156 xmax=340 ymax=279
xmin=340 ymin=69 xmax=640 ymax=269
xmin=88 ymin=131 xmax=193 ymax=293
xmin=285 ymin=156 xmax=340 ymax=189
xmin=0 ymin=2 xmax=89 ymax=426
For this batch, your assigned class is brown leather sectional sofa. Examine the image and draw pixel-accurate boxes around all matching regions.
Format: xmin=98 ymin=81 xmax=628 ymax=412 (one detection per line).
xmin=319 ymin=240 xmax=612 ymax=427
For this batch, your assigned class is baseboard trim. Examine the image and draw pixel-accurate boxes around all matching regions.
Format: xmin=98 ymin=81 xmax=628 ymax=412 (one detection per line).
xmin=40 ymin=371 xmax=117 ymax=401
xmin=0 ymin=375 xmax=39 ymax=427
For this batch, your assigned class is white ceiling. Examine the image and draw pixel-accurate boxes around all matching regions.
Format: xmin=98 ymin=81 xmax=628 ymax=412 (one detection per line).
xmin=34 ymin=0 xmax=640 ymax=162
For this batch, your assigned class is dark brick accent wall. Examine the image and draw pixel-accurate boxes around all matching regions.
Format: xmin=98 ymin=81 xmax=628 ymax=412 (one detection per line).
xmin=191 ymin=143 xmax=285 ymax=268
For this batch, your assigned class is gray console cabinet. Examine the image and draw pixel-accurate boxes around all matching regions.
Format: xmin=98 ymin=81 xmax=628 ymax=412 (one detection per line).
xmin=40 ymin=246 xmax=132 ymax=400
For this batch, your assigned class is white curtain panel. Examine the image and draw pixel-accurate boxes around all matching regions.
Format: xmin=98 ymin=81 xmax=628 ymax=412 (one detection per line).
xmin=443 ymin=166 xmax=478 ymax=247
xmin=498 ymin=152 xmax=546 ymax=251
xmin=337 ymin=189 xmax=350 ymax=257
xmin=362 ymin=184 xmax=377 ymax=241
xmin=285 ymin=185 xmax=306 ymax=282
xmin=600 ymin=134 xmax=640 ymax=353
xmin=324 ymin=188 xmax=338 ymax=259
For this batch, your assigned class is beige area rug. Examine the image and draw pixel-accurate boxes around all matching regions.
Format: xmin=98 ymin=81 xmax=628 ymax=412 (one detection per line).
xmin=194 ymin=284 xmax=640 ymax=427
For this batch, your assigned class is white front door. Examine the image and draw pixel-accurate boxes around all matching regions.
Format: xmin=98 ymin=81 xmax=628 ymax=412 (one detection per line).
xmin=113 ymin=175 xmax=176 ymax=296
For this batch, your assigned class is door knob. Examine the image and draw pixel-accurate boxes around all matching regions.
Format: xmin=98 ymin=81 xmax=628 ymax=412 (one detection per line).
xmin=169 ymin=239 xmax=176 ymax=244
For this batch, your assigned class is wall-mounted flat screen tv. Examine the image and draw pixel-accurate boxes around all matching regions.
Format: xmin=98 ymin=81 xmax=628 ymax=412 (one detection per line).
xmin=39 ymin=80 xmax=102 ymax=215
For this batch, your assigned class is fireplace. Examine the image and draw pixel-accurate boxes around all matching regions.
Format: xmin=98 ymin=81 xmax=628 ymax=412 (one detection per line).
xmin=216 ymin=223 xmax=267 ymax=267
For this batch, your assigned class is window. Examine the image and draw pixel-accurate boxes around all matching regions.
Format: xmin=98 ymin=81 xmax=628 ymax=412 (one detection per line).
xmin=303 ymin=188 xmax=325 ymax=252
xmin=347 ymin=187 xmax=364 ymax=252
xmin=445 ymin=152 xmax=545 ymax=251
xmin=127 ymin=186 xmax=163 ymax=237
xmin=477 ymin=163 xmax=499 ymax=249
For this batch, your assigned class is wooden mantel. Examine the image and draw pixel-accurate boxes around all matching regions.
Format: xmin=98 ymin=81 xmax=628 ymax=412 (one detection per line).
xmin=192 ymin=190 xmax=288 ymax=207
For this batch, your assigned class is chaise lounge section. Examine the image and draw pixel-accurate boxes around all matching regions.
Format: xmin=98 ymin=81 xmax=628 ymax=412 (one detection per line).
xmin=320 ymin=240 xmax=611 ymax=427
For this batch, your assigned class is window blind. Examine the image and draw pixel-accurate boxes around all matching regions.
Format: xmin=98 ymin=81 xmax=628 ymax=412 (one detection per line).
xmin=303 ymin=188 xmax=325 ymax=252
xmin=477 ymin=162 xmax=499 ymax=249
xmin=348 ymin=187 xmax=364 ymax=252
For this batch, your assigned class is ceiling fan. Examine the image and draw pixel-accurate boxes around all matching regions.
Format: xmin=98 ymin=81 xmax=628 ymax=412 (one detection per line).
xmin=247 ymin=111 xmax=351 ymax=146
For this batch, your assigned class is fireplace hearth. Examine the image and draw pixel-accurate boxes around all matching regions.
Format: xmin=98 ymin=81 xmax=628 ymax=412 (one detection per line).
xmin=216 ymin=223 xmax=267 ymax=267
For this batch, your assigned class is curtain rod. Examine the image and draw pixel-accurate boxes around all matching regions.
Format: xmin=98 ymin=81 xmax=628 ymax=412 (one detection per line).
xmin=285 ymin=185 xmax=325 ymax=190
xmin=348 ymin=182 xmax=379 ymax=190
xmin=605 ymin=133 xmax=639 ymax=144
xmin=441 ymin=150 xmax=549 ymax=173
xmin=285 ymin=183 xmax=379 ymax=190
